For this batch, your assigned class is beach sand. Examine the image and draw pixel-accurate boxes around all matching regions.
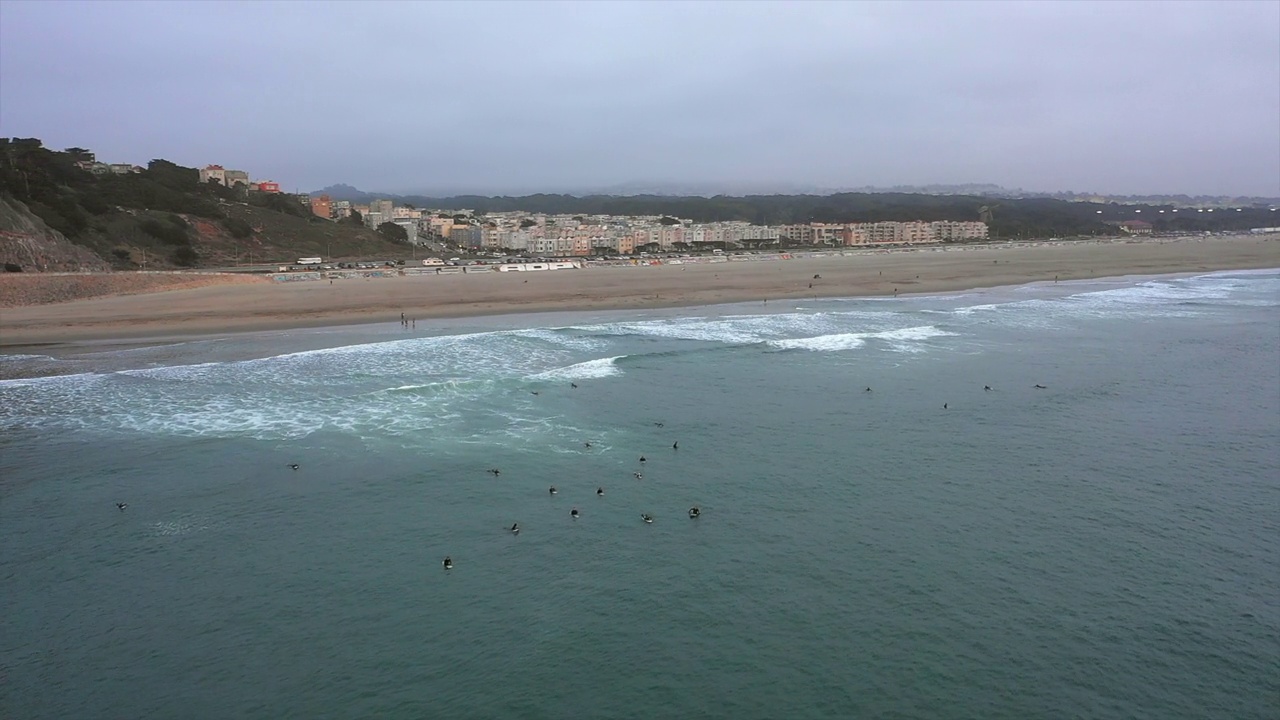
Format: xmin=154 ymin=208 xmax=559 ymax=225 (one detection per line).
xmin=2 ymin=236 xmax=1277 ymax=348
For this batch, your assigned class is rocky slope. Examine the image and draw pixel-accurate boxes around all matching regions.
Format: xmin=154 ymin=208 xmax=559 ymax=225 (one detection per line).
xmin=0 ymin=196 xmax=109 ymax=273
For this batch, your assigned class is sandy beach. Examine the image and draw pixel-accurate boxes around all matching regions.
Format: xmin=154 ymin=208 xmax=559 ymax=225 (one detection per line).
xmin=1 ymin=235 xmax=1276 ymax=348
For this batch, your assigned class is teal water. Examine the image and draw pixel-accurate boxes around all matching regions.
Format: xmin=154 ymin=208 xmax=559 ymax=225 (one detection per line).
xmin=2 ymin=271 xmax=1277 ymax=719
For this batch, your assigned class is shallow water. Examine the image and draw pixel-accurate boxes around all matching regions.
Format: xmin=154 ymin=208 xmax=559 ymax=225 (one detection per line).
xmin=2 ymin=271 xmax=1277 ymax=718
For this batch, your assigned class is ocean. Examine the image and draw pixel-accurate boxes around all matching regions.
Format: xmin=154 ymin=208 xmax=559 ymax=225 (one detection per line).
xmin=2 ymin=270 xmax=1277 ymax=719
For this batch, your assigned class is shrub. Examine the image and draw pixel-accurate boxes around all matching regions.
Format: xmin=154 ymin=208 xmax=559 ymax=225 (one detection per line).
xmin=140 ymin=217 xmax=191 ymax=246
xmin=4 ymin=262 xmax=23 ymax=272
xmin=221 ymin=216 xmax=254 ymax=239
xmin=172 ymin=246 xmax=199 ymax=266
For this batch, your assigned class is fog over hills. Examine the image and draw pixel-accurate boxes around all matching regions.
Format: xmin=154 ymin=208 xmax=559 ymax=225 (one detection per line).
xmin=312 ymin=183 xmax=1279 ymax=207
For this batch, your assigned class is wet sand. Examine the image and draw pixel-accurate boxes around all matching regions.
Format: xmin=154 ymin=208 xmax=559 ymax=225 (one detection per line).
xmin=2 ymin=236 xmax=1276 ymax=348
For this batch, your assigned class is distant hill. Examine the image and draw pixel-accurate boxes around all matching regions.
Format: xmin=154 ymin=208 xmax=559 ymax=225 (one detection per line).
xmin=314 ymin=181 xmax=1278 ymax=207
xmin=0 ymin=140 xmax=412 ymax=272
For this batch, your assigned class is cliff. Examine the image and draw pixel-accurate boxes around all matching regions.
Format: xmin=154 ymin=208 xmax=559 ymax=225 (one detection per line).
xmin=0 ymin=196 xmax=110 ymax=272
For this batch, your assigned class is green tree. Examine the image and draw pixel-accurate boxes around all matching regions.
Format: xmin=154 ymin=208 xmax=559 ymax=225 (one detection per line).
xmin=377 ymin=221 xmax=408 ymax=242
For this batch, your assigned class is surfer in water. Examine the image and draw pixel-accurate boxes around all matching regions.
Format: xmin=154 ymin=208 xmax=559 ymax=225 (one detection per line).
xmin=639 ymin=455 xmax=646 ymax=463
xmin=641 ymin=514 xmax=654 ymax=524
xmin=597 ymin=487 xmax=604 ymax=496
xmin=510 ymin=523 xmax=519 ymax=534
xmin=633 ymin=472 xmax=643 ymax=479
xmin=489 ymin=468 xmax=501 ymax=476
xmin=549 ymin=486 xmax=557 ymax=495
xmin=443 ymin=556 xmax=453 ymax=569
xmin=1034 ymin=384 xmax=1047 ymax=389
xmin=289 ymin=464 xmax=299 ymax=470
xmin=984 ymin=385 xmax=992 ymax=391
xmin=116 ymin=502 xmax=128 ymax=512
xmin=688 ymin=507 xmax=700 ymax=519
xmin=571 ymin=507 xmax=579 ymax=519
xmin=571 ymin=383 xmax=578 ymax=389
xmin=673 ymin=441 xmax=678 ymax=450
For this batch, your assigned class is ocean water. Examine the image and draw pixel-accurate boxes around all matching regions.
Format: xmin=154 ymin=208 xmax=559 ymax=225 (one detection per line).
xmin=1 ymin=270 xmax=1277 ymax=719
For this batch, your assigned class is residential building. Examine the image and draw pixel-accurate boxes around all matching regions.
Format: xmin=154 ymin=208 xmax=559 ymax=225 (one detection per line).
xmin=369 ymin=199 xmax=393 ymax=220
xmin=451 ymin=225 xmax=483 ymax=248
xmin=1119 ymin=220 xmax=1153 ymax=235
xmin=256 ymin=181 xmax=281 ymax=193
xmin=224 ymin=169 xmax=250 ymax=188
xmin=311 ymin=195 xmax=333 ymax=220
xmin=930 ymin=221 xmax=988 ymax=242
xmin=392 ymin=218 xmax=420 ymax=244
xmin=199 ymin=165 xmax=227 ymax=185
xmin=778 ymin=224 xmax=815 ymax=245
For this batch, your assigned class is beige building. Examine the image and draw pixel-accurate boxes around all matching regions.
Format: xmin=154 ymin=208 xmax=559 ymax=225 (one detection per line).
xmin=930 ymin=221 xmax=988 ymax=241
xmin=224 ymin=169 xmax=250 ymax=188
xmin=198 ymin=165 xmax=226 ymax=185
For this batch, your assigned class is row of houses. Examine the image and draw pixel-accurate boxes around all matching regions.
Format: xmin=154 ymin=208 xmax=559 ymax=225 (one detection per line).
xmin=199 ymin=164 xmax=281 ymax=193
xmin=777 ymin=221 xmax=988 ymax=245
xmin=302 ymin=200 xmax=989 ymax=254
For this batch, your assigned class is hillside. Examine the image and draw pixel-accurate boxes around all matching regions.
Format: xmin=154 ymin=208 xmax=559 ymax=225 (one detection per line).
xmin=0 ymin=196 xmax=111 ymax=272
xmin=0 ymin=139 xmax=411 ymax=272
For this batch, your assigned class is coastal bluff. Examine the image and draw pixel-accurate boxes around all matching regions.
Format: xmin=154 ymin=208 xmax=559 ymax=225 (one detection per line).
xmin=0 ymin=196 xmax=109 ymax=273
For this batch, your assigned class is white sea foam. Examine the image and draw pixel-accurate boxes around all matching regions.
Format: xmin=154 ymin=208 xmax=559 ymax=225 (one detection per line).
xmin=0 ymin=371 xmax=106 ymax=388
xmin=528 ymin=356 xmax=623 ymax=381
xmin=770 ymin=333 xmax=867 ymax=351
xmin=116 ymin=362 xmax=223 ymax=380
xmin=578 ymin=311 xmax=851 ymax=346
xmin=768 ymin=325 xmax=955 ymax=352
xmin=510 ymin=327 xmax=608 ymax=351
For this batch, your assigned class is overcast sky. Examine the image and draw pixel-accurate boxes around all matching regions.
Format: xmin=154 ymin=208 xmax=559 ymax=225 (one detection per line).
xmin=2 ymin=0 xmax=1277 ymax=196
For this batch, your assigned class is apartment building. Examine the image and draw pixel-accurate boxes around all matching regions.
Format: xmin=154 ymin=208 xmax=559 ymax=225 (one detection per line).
xmin=199 ymin=165 xmax=227 ymax=185
xmin=778 ymin=225 xmax=815 ymax=245
xmin=198 ymin=165 xmax=252 ymax=187
xmin=310 ymin=195 xmax=332 ymax=220
xmin=392 ymin=218 xmax=420 ymax=244
xmin=930 ymin=221 xmax=988 ymax=241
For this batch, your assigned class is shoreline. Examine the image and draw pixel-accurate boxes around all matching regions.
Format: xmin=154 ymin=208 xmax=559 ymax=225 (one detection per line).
xmin=2 ymin=235 xmax=1277 ymax=349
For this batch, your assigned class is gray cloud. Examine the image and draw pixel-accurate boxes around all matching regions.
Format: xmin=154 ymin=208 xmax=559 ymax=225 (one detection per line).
xmin=2 ymin=0 xmax=1276 ymax=195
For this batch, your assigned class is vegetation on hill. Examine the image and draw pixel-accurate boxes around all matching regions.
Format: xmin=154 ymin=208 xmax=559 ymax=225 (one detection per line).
xmin=0 ymin=138 xmax=412 ymax=270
